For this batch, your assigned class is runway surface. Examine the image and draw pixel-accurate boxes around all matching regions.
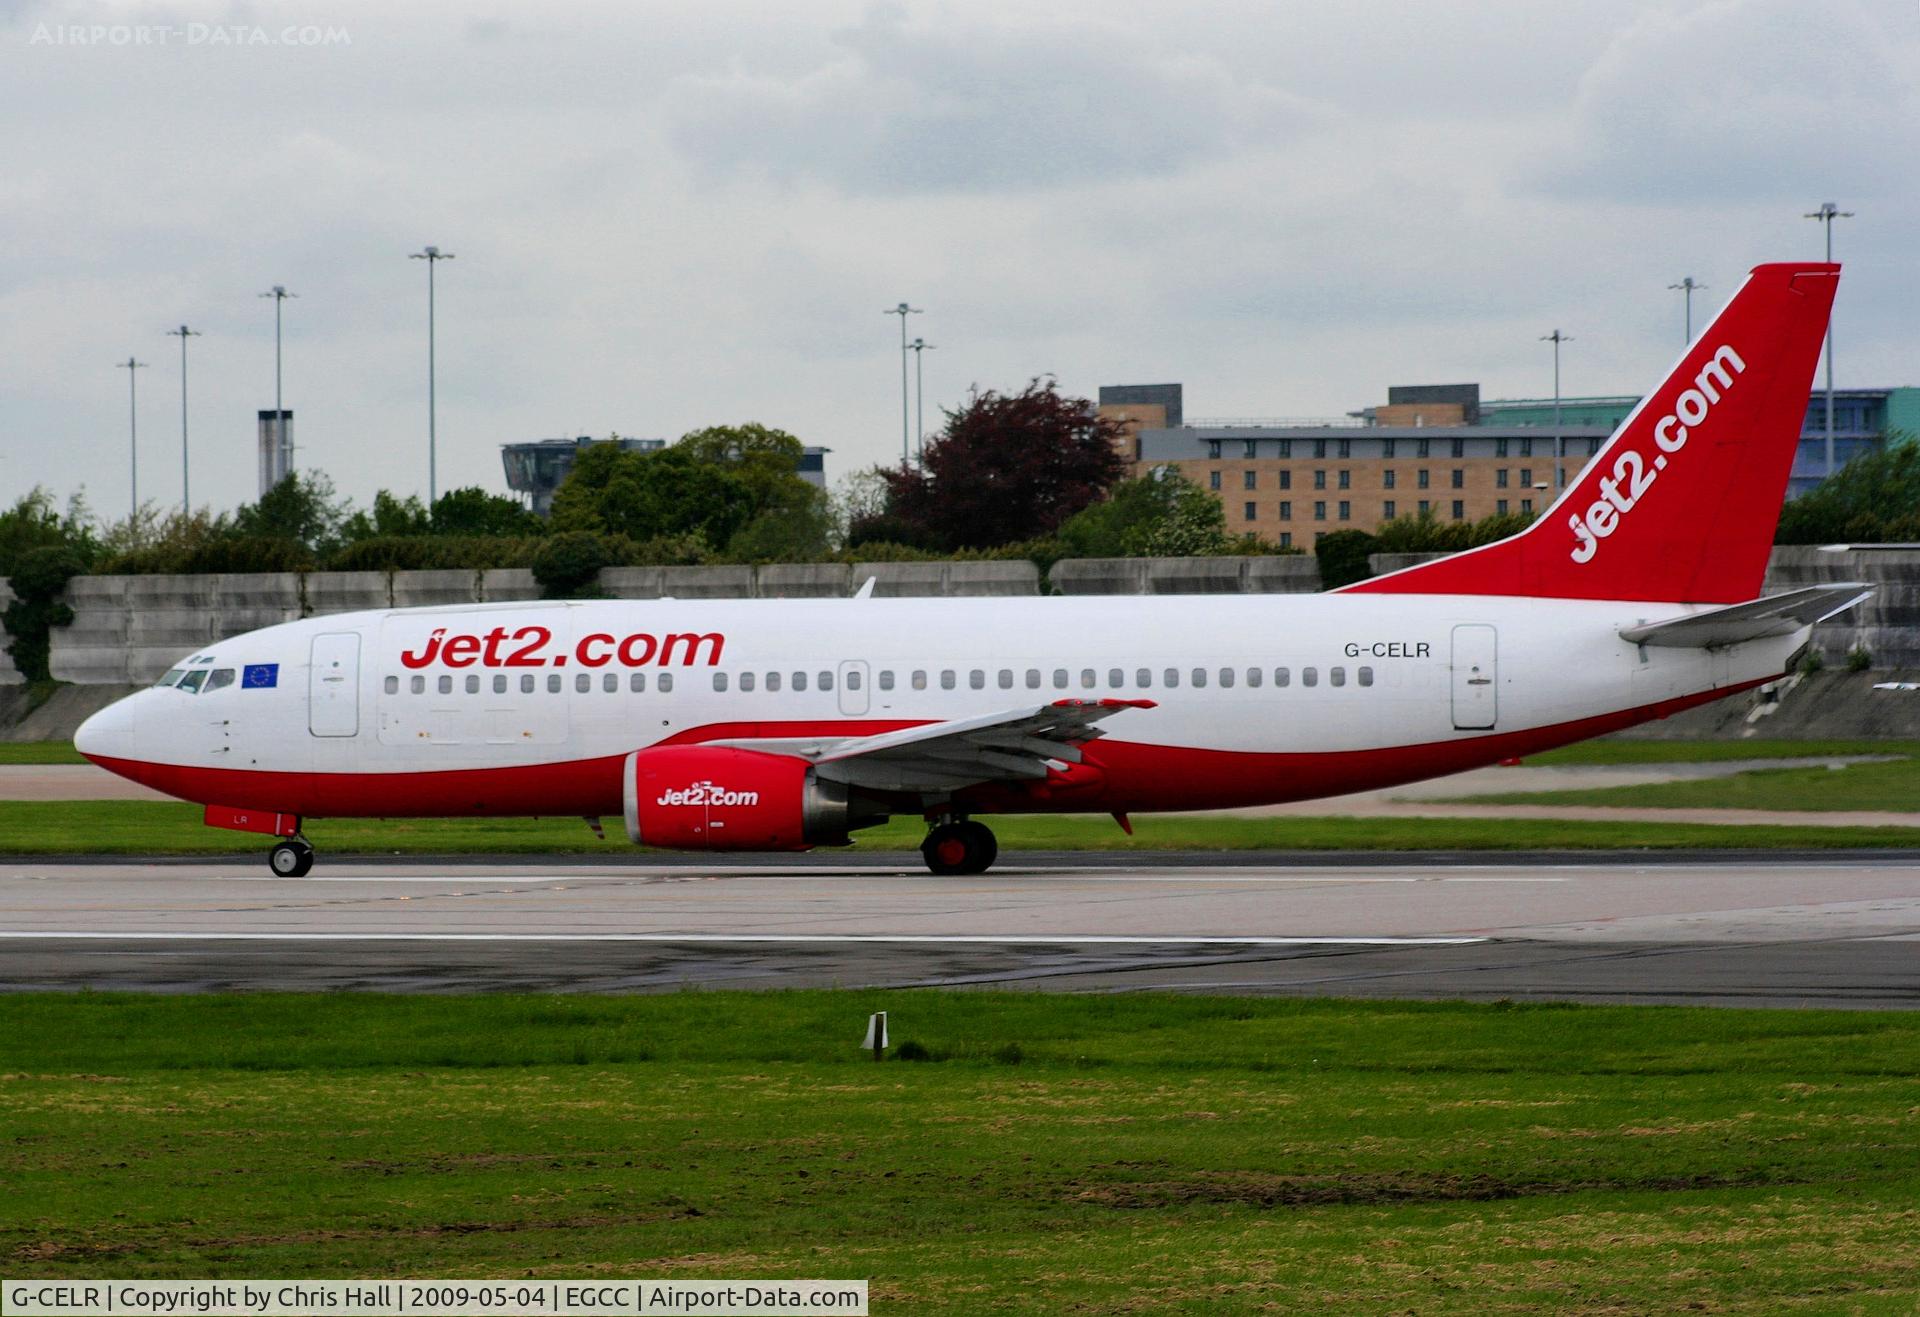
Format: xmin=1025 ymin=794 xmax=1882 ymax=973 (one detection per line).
xmin=3 ymin=853 xmax=1917 ymax=1006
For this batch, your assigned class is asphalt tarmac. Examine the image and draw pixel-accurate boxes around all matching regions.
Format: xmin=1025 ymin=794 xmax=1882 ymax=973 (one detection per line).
xmin=2 ymin=852 xmax=1916 ymax=1006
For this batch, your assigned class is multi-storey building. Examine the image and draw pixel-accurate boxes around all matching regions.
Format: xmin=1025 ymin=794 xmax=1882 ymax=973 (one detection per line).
xmin=1103 ymin=382 xmax=1919 ymax=549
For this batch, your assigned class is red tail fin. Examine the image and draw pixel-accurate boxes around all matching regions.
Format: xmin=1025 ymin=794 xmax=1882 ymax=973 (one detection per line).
xmin=1343 ymin=262 xmax=1839 ymax=603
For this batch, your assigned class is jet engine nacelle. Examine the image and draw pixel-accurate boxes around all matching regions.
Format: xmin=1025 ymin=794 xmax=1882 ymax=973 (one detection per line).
xmin=623 ymin=746 xmax=859 ymax=851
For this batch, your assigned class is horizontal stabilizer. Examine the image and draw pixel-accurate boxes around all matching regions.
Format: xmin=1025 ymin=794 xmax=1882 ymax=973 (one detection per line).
xmin=1618 ymin=584 xmax=1871 ymax=648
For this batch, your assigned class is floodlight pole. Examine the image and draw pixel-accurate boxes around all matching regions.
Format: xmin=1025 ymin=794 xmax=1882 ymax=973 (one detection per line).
xmin=1804 ymin=202 xmax=1853 ymax=477
xmin=884 ymin=303 xmax=922 ymax=464
xmin=1667 ymin=277 xmax=1705 ymax=344
xmin=166 ymin=325 xmax=200 ymax=513
xmin=908 ymin=337 xmax=935 ymax=462
xmin=1540 ymin=330 xmax=1571 ymax=490
xmin=410 ymin=246 xmax=455 ymax=503
xmin=118 ymin=357 xmax=147 ymax=519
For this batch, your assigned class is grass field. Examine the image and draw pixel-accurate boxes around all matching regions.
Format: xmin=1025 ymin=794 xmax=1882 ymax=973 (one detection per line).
xmin=1456 ymin=751 xmax=1920 ymax=813
xmin=0 ymin=741 xmax=86 ymax=764
xmin=3 ymin=993 xmax=1918 ymax=1310
xmin=4 ymin=798 xmax=1920 ymax=857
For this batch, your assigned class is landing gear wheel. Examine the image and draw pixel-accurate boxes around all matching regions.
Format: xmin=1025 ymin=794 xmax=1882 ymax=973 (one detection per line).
xmin=269 ymin=839 xmax=314 ymax=878
xmin=921 ymin=820 xmax=998 ymax=876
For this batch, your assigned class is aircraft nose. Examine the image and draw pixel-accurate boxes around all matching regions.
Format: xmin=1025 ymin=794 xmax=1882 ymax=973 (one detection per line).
xmin=74 ymin=694 xmax=141 ymax=764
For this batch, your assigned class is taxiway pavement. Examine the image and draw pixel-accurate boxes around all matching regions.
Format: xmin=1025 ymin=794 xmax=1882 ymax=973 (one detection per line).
xmin=2 ymin=854 xmax=1915 ymax=1006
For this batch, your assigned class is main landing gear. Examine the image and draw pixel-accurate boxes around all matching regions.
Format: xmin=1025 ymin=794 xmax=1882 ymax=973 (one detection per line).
xmin=268 ymin=837 xmax=315 ymax=878
xmin=921 ymin=818 xmax=998 ymax=876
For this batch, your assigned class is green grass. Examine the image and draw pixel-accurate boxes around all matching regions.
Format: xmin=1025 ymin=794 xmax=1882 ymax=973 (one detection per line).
xmin=0 ymin=741 xmax=86 ymax=764
xmin=1525 ymin=737 xmax=1920 ymax=765
xmin=3 ymin=993 xmax=1918 ymax=1310
xmin=2 ymin=799 xmax=1919 ymax=857
xmin=1456 ymin=753 xmax=1920 ymax=814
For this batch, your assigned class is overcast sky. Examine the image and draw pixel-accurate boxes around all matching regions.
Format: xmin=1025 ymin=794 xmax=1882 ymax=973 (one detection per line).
xmin=2 ymin=0 xmax=1915 ymax=520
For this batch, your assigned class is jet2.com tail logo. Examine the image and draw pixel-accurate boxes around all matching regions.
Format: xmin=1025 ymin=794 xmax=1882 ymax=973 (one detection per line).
xmin=1569 ymin=343 xmax=1745 ymax=564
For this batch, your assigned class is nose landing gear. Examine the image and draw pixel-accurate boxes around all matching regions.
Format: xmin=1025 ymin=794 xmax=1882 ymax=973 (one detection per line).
xmin=921 ymin=818 xmax=998 ymax=876
xmin=268 ymin=837 xmax=315 ymax=878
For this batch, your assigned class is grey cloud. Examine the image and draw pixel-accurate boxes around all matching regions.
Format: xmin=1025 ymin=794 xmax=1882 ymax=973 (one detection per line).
xmin=662 ymin=5 xmax=1320 ymax=195
xmin=1526 ymin=0 xmax=1920 ymax=205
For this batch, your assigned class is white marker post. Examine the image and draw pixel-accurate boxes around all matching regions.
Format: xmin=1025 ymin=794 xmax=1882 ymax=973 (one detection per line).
xmin=862 ymin=1011 xmax=888 ymax=1062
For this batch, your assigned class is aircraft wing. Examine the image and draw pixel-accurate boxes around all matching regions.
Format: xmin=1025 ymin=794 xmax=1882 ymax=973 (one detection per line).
xmin=1618 ymin=584 xmax=1871 ymax=649
xmin=804 ymin=698 xmax=1156 ymax=793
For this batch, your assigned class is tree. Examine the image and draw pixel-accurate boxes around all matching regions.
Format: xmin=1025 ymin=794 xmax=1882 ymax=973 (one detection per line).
xmin=871 ymin=378 xmax=1129 ymax=551
xmin=1055 ymin=469 xmax=1231 ymax=558
xmin=0 ymin=488 xmax=96 ymax=580
xmin=1313 ymin=529 xmax=1377 ymax=589
xmin=1775 ymin=437 xmax=1920 ymax=544
xmin=550 ymin=444 xmax=754 ymax=548
xmin=230 ymin=471 xmax=351 ymax=557
xmin=429 ymin=486 xmax=543 ymax=537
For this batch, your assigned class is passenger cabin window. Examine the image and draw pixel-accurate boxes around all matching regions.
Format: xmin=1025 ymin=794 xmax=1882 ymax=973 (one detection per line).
xmin=495 ymin=675 xmax=508 ymax=694
xmin=1218 ymin=667 xmax=1235 ymax=688
xmin=740 ymin=672 xmax=756 ymax=692
xmin=998 ymin=669 xmax=1013 ymax=689
xmin=766 ymin=672 xmax=782 ymax=692
xmin=1330 ymin=667 xmax=1346 ymax=687
xmin=1302 ymin=667 xmax=1319 ymax=687
xmin=411 ymin=675 xmax=426 ymax=695
xmin=575 ymin=673 xmax=590 ymax=693
xmin=630 ymin=672 xmax=647 ymax=692
xmin=1108 ymin=668 xmax=1124 ymax=687
xmin=437 ymin=675 xmax=452 ymax=694
xmin=384 ymin=676 xmax=399 ymax=695
xmin=1026 ymin=669 xmax=1041 ymax=689
xmin=468 ymin=675 xmax=482 ymax=694
xmin=1053 ymin=669 xmax=1069 ymax=689
xmin=1163 ymin=668 xmax=1180 ymax=688
xmin=1191 ymin=668 xmax=1208 ymax=688
xmin=969 ymin=670 xmax=985 ymax=690
xmin=1080 ymin=668 xmax=1096 ymax=689
xmin=817 ymin=671 xmax=831 ymax=691
xmin=878 ymin=670 xmax=894 ymax=691
xmin=203 ymin=669 xmax=235 ymax=693
xmin=793 ymin=671 xmax=808 ymax=692
xmin=1274 ymin=668 xmax=1290 ymax=687
xmin=659 ymin=673 xmax=674 ymax=693
xmin=1247 ymin=667 xmax=1263 ymax=688
xmin=846 ymin=670 xmax=862 ymax=690
xmin=912 ymin=670 xmax=928 ymax=690
xmin=714 ymin=672 xmax=730 ymax=691
xmin=940 ymin=670 xmax=956 ymax=690
xmin=1358 ymin=666 xmax=1374 ymax=687
xmin=522 ymin=674 xmax=536 ymax=694
xmin=602 ymin=673 xmax=617 ymax=693
xmin=547 ymin=674 xmax=562 ymax=693
xmin=1136 ymin=668 xmax=1152 ymax=687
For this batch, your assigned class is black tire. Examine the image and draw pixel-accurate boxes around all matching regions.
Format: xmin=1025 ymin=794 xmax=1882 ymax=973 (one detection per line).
xmin=269 ymin=839 xmax=314 ymax=878
xmin=921 ymin=821 xmax=997 ymax=876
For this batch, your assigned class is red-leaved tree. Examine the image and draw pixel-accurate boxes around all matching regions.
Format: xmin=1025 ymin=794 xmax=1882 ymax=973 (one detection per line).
xmin=866 ymin=378 xmax=1129 ymax=551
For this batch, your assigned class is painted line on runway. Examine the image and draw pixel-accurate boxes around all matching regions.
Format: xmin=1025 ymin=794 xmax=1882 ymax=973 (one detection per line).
xmin=123 ymin=872 xmax=1571 ymax=886
xmin=0 ymin=931 xmax=1488 ymax=946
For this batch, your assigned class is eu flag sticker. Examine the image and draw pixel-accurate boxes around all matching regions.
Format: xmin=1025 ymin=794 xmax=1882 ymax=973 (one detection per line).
xmin=242 ymin=663 xmax=279 ymax=689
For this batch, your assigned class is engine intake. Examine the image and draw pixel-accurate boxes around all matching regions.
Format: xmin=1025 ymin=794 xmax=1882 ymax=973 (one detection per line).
xmin=623 ymin=746 xmax=869 ymax=851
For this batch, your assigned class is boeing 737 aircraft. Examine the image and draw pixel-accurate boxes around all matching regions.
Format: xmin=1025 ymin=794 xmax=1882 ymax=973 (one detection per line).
xmin=77 ymin=262 xmax=1867 ymax=877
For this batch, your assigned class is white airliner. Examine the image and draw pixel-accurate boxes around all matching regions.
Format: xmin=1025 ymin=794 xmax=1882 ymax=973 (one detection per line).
xmin=77 ymin=262 xmax=1867 ymax=877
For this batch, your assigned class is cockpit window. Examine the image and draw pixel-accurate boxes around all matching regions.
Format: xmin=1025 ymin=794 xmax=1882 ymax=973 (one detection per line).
xmin=203 ymin=668 xmax=236 ymax=693
xmin=155 ymin=668 xmax=186 ymax=688
xmin=177 ymin=670 xmax=209 ymax=694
